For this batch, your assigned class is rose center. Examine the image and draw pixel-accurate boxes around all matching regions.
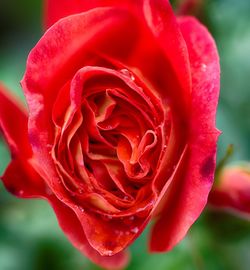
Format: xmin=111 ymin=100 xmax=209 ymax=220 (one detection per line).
xmin=52 ymin=67 xmax=170 ymax=214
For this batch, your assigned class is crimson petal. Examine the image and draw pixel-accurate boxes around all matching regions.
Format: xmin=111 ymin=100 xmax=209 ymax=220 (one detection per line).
xmin=0 ymin=84 xmax=31 ymax=158
xmin=44 ymin=0 xmax=137 ymax=29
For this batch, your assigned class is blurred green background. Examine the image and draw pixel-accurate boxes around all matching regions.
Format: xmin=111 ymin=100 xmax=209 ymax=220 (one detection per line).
xmin=0 ymin=0 xmax=250 ymax=269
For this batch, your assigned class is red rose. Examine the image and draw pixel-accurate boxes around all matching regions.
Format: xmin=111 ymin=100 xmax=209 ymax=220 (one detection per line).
xmin=0 ymin=0 xmax=220 ymax=269
xmin=209 ymin=164 xmax=250 ymax=219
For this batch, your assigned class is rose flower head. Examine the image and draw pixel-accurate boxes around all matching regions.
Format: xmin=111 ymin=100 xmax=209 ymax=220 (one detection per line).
xmin=209 ymin=163 xmax=250 ymax=219
xmin=0 ymin=0 xmax=220 ymax=269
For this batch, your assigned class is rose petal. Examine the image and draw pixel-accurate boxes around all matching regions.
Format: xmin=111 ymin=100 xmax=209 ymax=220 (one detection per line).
xmin=150 ymin=17 xmax=220 ymax=251
xmin=44 ymin=0 xmax=136 ymax=29
xmin=0 ymin=83 xmax=31 ymax=158
xmin=0 ymin=83 xmax=48 ymax=197
xmin=142 ymin=0 xmax=191 ymax=112
xmin=2 ymin=158 xmax=47 ymax=198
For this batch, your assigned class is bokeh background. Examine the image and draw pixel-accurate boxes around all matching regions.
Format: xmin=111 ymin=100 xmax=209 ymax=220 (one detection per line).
xmin=0 ymin=0 xmax=250 ymax=269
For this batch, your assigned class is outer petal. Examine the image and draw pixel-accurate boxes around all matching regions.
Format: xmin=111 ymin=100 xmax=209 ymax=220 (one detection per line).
xmin=209 ymin=165 xmax=250 ymax=219
xmin=44 ymin=0 xmax=137 ymax=29
xmin=150 ymin=17 xmax=220 ymax=251
xmin=0 ymin=83 xmax=47 ymax=197
xmin=0 ymin=83 xmax=31 ymax=157
xmin=143 ymin=0 xmax=191 ymax=111
xmin=2 ymin=158 xmax=47 ymax=198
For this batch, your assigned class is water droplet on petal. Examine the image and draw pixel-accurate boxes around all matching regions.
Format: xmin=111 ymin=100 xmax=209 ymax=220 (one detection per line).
xmin=201 ymin=63 xmax=207 ymax=71
xmin=18 ymin=190 xmax=24 ymax=196
xmin=78 ymin=206 xmax=85 ymax=212
xmin=120 ymin=69 xmax=135 ymax=81
xmin=131 ymin=227 xmax=139 ymax=234
xmin=106 ymin=250 xmax=113 ymax=256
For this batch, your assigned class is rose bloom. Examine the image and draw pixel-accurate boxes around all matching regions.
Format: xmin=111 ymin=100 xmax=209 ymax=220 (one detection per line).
xmin=209 ymin=164 xmax=250 ymax=219
xmin=0 ymin=0 xmax=220 ymax=269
